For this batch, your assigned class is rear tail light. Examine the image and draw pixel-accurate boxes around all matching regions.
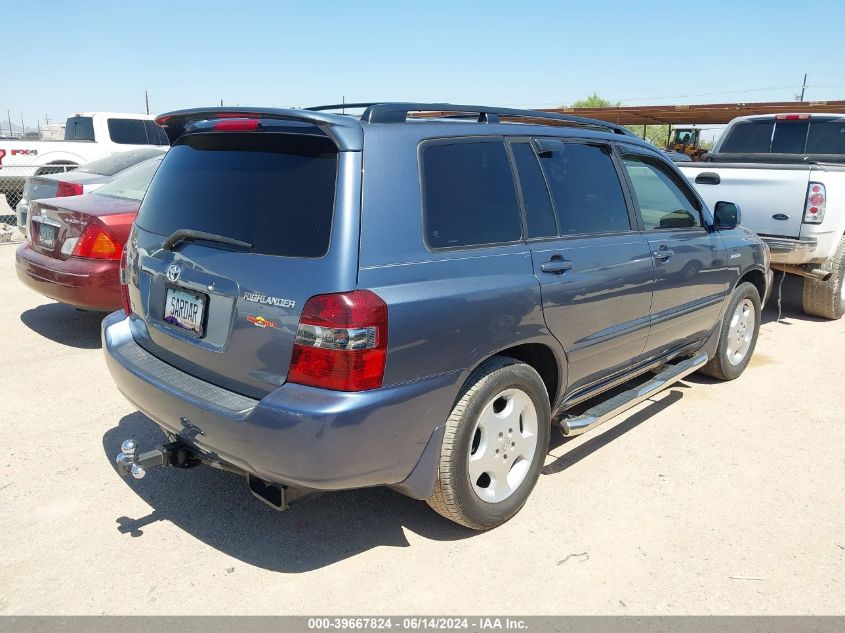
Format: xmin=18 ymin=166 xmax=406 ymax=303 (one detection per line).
xmin=803 ymin=182 xmax=826 ymax=224
xmin=776 ymin=114 xmax=810 ymax=120
xmin=119 ymin=248 xmax=132 ymax=316
xmin=72 ymin=222 xmax=123 ymax=259
xmin=56 ymin=181 xmax=84 ymax=197
xmin=288 ymin=290 xmax=388 ymax=392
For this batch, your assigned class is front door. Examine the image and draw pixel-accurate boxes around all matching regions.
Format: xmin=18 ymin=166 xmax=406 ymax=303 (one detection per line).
xmin=619 ymin=146 xmax=731 ymax=360
xmin=510 ymin=139 xmax=655 ymax=395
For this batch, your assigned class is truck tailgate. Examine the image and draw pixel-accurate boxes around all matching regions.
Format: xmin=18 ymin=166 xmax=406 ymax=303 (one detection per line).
xmin=680 ymin=163 xmax=810 ymax=238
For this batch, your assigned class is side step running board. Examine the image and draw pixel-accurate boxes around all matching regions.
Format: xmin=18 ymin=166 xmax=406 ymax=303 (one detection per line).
xmin=559 ymin=352 xmax=709 ymax=437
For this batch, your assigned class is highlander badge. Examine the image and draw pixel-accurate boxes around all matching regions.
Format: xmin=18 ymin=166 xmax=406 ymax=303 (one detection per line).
xmin=243 ymin=292 xmax=296 ymax=309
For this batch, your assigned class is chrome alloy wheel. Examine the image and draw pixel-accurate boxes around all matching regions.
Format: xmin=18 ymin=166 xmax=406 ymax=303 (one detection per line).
xmin=468 ymin=388 xmax=539 ymax=503
xmin=726 ymin=298 xmax=756 ymax=366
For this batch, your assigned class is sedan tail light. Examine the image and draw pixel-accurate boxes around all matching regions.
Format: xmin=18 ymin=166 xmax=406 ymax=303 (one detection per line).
xmin=288 ymin=290 xmax=388 ymax=391
xmin=803 ymin=182 xmax=826 ymax=224
xmin=72 ymin=222 xmax=123 ymax=259
xmin=56 ymin=181 xmax=84 ymax=197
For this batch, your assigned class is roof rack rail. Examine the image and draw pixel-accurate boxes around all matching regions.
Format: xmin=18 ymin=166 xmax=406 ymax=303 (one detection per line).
xmin=306 ymin=102 xmax=635 ymax=136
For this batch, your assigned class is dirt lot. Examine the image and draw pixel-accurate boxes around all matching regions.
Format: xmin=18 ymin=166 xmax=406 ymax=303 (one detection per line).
xmin=0 ymin=242 xmax=843 ymax=615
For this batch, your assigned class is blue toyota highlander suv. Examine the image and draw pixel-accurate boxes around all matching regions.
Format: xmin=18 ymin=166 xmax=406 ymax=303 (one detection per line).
xmin=104 ymin=103 xmax=772 ymax=529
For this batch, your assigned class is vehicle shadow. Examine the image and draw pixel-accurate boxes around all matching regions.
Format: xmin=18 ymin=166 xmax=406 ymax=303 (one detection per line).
xmin=762 ymin=272 xmax=827 ymax=325
xmin=543 ymin=389 xmax=684 ymax=476
xmin=102 ymin=412 xmax=473 ymax=573
xmin=19 ymin=302 xmax=106 ymax=349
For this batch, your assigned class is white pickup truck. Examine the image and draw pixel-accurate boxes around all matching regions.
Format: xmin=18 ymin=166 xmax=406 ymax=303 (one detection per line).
xmin=679 ymin=113 xmax=845 ymax=319
xmin=0 ymin=112 xmax=168 ymax=210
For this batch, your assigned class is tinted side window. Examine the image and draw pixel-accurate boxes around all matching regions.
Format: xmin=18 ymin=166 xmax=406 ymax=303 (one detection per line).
xmin=422 ymin=140 xmax=522 ymax=248
xmin=720 ymin=120 xmax=774 ymax=153
xmin=806 ymin=119 xmax=845 ymax=154
xmin=537 ymin=143 xmax=630 ymax=235
xmin=108 ymin=118 xmax=151 ymax=145
xmin=623 ymin=155 xmax=701 ymax=230
xmin=510 ymin=142 xmax=556 ymax=238
xmin=64 ymin=117 xmax=95 ymax=141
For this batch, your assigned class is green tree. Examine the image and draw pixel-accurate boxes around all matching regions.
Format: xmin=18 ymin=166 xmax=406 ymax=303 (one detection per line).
xmin=567 ymin=93 xmax=670 ymax=148
xmin=567 ymin=93 xmax=620 ymax=109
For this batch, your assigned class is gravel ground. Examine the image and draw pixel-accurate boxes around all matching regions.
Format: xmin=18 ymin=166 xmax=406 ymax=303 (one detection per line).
xmin=0 ymin=243 xmax=843 ymax=615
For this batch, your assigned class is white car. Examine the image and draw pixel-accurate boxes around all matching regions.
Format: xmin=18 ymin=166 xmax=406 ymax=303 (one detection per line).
xmin=15 ymin=147 xmax=167 ymax=236
xmin=0 ymin=112 xmax=168 ymax=211
xmin=679 ymin=113 xmax=845 ymax=319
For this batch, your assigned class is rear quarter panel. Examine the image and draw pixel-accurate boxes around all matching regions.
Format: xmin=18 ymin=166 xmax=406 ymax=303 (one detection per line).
xmin=357 ymin=127 xmax=564 ymax=414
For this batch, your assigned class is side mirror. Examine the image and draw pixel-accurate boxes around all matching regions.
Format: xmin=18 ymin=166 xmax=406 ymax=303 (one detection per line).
xmin=714 ymin=201 xmax=741 ymax=230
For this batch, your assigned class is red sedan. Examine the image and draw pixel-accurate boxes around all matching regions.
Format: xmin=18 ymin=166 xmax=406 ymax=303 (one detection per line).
xmin=15 ymin=157 xmax=162 ymax=311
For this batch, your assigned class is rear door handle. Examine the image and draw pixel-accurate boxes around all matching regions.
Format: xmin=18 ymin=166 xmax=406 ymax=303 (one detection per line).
xmin=540 ymin=257 xmax=573 ymax=274
xmin=652 ymin=247 xmax=675 ymax=261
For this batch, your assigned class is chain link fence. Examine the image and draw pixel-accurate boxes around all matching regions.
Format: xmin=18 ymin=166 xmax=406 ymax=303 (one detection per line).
xmin=0 ymin=165 xmax=79 ymax=241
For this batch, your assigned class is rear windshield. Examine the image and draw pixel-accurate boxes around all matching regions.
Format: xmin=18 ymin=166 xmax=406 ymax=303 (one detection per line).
xmin=95 ymin=157 xmax=162 ymax=201
xmin=720 ymin=117 xmax=845 ymax=155
xmin=80 ymin=148 xmax=166 ymax=176
xmin=135 ymin=133 xmax=338 ymax=258
xmin=64 ymin=117 xmax=95 ymax=141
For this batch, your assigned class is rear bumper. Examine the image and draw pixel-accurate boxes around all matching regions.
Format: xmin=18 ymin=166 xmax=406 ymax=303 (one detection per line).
xmin=760 ymin=235 xmax=818 ymax=265
xmin=15 ymin=243 xmax=122 ymax=311
xmin=102 ymin=311 xmax=454 ymax=497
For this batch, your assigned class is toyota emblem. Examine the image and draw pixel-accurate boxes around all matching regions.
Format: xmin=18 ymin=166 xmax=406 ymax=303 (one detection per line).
xmin=166 ymin=264 xmax=181 ymax=283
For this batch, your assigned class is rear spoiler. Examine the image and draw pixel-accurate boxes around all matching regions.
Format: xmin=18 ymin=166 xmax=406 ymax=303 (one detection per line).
xmin=154 ymin=107 xmax=364 ymax=151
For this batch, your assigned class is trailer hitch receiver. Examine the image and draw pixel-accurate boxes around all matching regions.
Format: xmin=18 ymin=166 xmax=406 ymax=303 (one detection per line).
xmin=115 ymin=439 xmax=196 ymax=479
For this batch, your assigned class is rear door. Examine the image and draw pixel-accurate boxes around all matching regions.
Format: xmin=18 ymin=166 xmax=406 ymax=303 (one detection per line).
xmin=619 ymin=146 xmax=731 ymax=359
xmin=127 ymin=129 xmax=358 ymax=399
xmin=512 ymin=138 xmax=655 ymax=394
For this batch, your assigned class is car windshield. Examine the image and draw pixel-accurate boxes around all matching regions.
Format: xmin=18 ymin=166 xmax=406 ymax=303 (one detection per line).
xmin=94 ymin=157 xmax=162 ymax=201
xmin=79 ymin=148 xmax=166 ymax=177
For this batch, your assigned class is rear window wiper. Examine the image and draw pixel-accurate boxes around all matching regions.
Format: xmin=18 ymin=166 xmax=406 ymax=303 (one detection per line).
xmin=162 ymin=229 xmax=253 ymax=252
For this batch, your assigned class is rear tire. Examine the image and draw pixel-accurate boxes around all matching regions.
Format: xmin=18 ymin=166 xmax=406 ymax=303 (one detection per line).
xmin=699 ymin=282 xmax=761 ymax=381
xmin=426 ymin=356 xmax=551 ymax=530
xmin=802 ymin=237 xmax=845 ymax=320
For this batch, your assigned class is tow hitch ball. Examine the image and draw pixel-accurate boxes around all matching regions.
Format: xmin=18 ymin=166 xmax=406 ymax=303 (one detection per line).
xmin=115 ymin=439 xmax=195 ymax=479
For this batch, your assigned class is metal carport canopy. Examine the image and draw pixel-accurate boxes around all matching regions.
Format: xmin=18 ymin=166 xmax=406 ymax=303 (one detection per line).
xmin=535 ymin=100 xmax=845 ymax=125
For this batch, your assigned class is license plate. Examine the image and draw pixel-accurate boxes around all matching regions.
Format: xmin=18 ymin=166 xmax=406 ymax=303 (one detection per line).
xmin=164 ymin=287 xmax=206 ymax=335
xmin=38 ymin=223 xmax=56 ymax=249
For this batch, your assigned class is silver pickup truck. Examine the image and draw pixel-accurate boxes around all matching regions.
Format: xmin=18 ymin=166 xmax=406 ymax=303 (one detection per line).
xmin=678 ymin=113 xmax=845 ymax=319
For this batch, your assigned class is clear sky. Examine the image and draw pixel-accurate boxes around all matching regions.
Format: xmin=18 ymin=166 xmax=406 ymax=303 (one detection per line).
xmin=2 ymin=0 xmax=844 ymax=130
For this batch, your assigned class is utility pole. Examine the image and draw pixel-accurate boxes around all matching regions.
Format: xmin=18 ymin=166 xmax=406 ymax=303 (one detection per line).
xmin=145 ymin=90 xmax=150 ymax=115
xmin=7 ymin=110 xmax=12 ymax=137
xmin=220 ymin=99 xmax=224 ymax=107
xmin=20 ymin=111 xmax=25 ymax=134
xmin=342 ymin=95 xmax=345 ymax=115
xmin=800 ymin=73 xmax=808 ymax=102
